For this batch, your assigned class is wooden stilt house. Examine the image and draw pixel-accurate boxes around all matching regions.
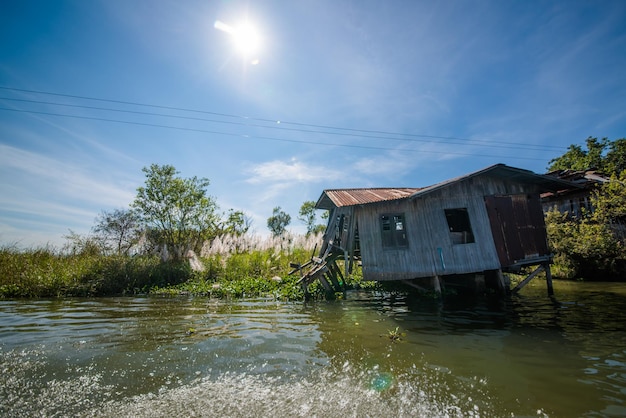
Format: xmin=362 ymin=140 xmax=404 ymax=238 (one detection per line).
xmin=292 ymin=164 xmax=579 ymax=295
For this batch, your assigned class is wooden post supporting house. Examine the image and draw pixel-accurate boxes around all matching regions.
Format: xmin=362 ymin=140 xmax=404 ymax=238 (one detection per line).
xmin=511 ymin=261 xmax=554 ymax=296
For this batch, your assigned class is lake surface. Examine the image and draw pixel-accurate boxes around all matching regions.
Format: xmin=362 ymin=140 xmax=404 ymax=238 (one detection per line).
xmin=1 ymin=281 xmax=625 ymax=417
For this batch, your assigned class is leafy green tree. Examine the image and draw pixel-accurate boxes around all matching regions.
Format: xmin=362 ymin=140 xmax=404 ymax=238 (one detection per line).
xmin=547 ymin=143 xmax=589 ymax=172
xmin=545 ymin=137 xmax=626 ymax=279
xmin=591 ymin=171 xmax=626 ymax=227
xmin=267 ymin=206 xmax=291 ymax=237
xmin=222 ymin=209 xmax=252 ymax=236
xmin=298 ymin=201 xmax=328 ymax=235
xmin=605 ymin=139 xmax=626 ymax=175
xmin=547 ymin=137 xmax=626 ymax=175
xmin=132 ymin=164 xmax=220 ymax=260
xmin=296 ymin=201 xmax=317 ymax=235
xmin=546 ymin=171 xmax=626 ymax=279
xmin=92 ymin=208 xmax=141 ymax=255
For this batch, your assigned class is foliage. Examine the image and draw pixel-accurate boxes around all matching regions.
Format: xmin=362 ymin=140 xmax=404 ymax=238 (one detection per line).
xmin=220 ymin=209 xmax=252 ymax=236
xmin=545 ymin=137 xmax=626 ymax=280
xmin=92 ymin=208 xmax=142 ymax=255
xmin=591 ymin=171 xmax=626 ymax=224
xmin=298 ymin=201 xmax=326 ymax=235
xmin=386 ymin=326 xmax=405 ymax=342
xmin=0 ymin=245 xmax=193 ymax=298
xmin=547 ymin=137 xmax=626 ymax=175
xmin=545 ymin=173 xmax=626 ymax=279
xmin=132 ymin=164 xmax=220 ymax=260
xmin=62 ymin=230 xmax=105 ymax=256
xmin=267 ymin=206 xmax=291 ymax=237
xmin=0 ymin=234 xmax=329 ymax=299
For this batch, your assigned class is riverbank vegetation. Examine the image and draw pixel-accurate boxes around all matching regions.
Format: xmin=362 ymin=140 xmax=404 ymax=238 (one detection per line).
xmin=0 ymin=233 xmax=370 ymax=299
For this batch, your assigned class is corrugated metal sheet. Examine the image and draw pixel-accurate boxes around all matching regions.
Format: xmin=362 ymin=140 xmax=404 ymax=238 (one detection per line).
xmin=316 ymin=165 xmax=580 ymax=210
xmin=409 ymin=164 xmax=581 ymax=200
xmin=316 ymin=188 xmax=422 ymax=209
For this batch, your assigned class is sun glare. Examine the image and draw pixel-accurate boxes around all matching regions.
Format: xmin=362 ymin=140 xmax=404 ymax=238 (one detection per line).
xmin=215 ymin=19 xmax=262 ymax=62
xmin=233 ymin=23 xmax=260 ymax=55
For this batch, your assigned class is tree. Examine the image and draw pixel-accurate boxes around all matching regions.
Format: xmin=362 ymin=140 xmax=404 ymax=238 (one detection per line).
xmin=92 ymin=208 xmax=141 ymax=255
xmin=605 ymin=139 xmax=626 ymax=175
xmin=221 ymin=209 xmax=252 ymax=236
xmin=63 ymin=230 xmax=104 ymax=256
xmin=298 ymin=201 xmax=327 ymax=235
xmin=298 ymin=201 xmax=316 ymax=235
xmin=545 ymin=137 xmax=626 ymax=279
xmin=132 ymin=164 xmax=220 ymax=260
xmin=267 ymin=206 xmax=291 ymax=237
xmin=547 ymin=137 xmax=626 ymax=175
xmin=546 ymin=170 xmax=626 ymax=279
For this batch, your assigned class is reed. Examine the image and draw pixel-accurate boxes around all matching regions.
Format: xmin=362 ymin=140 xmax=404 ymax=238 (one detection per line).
xmin=0 ymin=233 xmax=358 ymax=300
xmin=0 ymin=245 xmax=193 ymax=297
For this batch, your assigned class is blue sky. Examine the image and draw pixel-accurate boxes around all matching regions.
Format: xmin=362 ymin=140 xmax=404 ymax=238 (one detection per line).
xmin=1 ymin=0 xmax=625 ymax=247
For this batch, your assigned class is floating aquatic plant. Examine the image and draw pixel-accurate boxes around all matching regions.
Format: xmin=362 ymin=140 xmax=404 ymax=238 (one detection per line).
xmin=386 ymin=326 xmax=405 ymax=342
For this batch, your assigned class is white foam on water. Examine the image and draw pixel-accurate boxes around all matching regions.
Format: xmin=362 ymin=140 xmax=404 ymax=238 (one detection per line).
xmin=1 ymin=346 xmax=501 ymax=417
xmin=81 ymin=365 xmax=497 ymax=418
xmin=1 ymin=348 xmax=118 ymax=417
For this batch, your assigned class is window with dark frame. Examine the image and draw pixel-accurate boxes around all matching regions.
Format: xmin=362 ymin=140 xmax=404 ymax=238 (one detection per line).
xmin=380 ymin=213 xmax=408 ymax=248
xmin=444 ymin=208 xmax=475 ymax=244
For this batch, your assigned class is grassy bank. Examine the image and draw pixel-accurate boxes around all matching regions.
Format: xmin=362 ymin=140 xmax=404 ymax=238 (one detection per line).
xmin=0 ymin=247 xmax=191 ymax=298
xmin=0 ymin=241 xmax=369 ymax=300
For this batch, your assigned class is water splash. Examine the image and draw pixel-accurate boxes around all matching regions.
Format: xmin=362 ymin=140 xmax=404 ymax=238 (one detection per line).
xmin=1 ymin=347 xmax=495 ymax=418
xmin=84 ymin=366 xmax=490 ymax=418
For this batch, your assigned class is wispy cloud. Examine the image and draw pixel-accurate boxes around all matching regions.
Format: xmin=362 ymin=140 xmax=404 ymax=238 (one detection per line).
xmin=0 ymin=144 xmax=135 ymax=208
xmin=246 ymin=158 xmax=342 ymax=185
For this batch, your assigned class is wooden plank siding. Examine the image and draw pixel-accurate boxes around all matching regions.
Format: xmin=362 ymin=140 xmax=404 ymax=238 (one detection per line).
xmin=356 ymin=174 xmax=548 ymax=281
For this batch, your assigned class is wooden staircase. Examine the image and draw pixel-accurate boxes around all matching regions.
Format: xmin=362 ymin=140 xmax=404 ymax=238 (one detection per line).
xmin=289 ymin=241 xmax=346 ymax=296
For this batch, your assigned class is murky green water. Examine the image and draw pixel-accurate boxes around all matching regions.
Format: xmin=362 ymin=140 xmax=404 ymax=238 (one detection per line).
xmin=1 ymin=281 xmax=625 ymax=417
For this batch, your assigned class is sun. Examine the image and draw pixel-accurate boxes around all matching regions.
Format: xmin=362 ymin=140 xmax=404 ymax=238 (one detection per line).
xmin=232 ymin=23 xmax=261 ymax=56
xmin=215 ymin=19 xmax=262 ymax=62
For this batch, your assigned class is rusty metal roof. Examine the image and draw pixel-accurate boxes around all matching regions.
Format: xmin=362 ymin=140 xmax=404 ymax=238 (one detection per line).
xmin=315 ymin=164 xmax=582 ymax=210
xmin=316 ymin=188 xmax=422 ymax=209
xmin=408 ymin=164 xmax=581 ymax=199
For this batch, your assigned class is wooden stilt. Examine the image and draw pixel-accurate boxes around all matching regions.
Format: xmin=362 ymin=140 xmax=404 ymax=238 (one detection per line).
xmin=545 ymin=263 xmax=554 ymax=296
xmin=433 ymin=276 xmax=442 ymax=295
xmin=318 ymin=275 xmax=332 ymax=291
xmin=333 ymin=260 xmax=344 ymax=286
xmin=325 ymin=266 xmax=341 ymax=290
xmin=499 ymin=269 xmax=510 ymax=291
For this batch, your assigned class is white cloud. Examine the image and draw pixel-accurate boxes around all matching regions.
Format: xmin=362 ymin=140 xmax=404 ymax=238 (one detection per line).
xmin=246 ymin=158 xmax=341 ymax=185
xmin=351 ymin=147 xmax=439 ymax=179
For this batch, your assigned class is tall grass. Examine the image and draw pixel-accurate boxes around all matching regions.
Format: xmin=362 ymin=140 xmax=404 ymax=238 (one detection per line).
xmin=201 ymin=232 xmax=322 ymax=257
xmin=0 ymin=233 xmax=344 ymax=299
xmin=0 ymin=245 xmax=191 ymax=298
xmin=154 ymin=233 xmax=325 ymax=300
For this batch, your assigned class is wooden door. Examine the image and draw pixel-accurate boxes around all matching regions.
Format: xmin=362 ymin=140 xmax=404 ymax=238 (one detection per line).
xmin=484 ymin=194 xmax=549 ymax=267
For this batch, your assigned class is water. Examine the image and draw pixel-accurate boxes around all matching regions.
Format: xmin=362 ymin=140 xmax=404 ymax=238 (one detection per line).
xmin=1 ymin=281 xmax=625 ymax=417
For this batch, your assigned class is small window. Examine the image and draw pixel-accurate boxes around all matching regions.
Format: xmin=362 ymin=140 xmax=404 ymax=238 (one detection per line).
xmin=445 ymin=208 xmax=475 ymax=244
xmin=380 ymin=213 xmax=408 ymax=248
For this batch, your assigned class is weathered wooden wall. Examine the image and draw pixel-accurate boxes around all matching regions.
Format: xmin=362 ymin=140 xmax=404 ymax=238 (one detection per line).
xmin=356 ymin=174 xmax=548 ymax=281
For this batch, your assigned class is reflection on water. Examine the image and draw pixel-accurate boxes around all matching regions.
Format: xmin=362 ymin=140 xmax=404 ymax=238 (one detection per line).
xmin=1 ymin=281 xmax=625 ymax=417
